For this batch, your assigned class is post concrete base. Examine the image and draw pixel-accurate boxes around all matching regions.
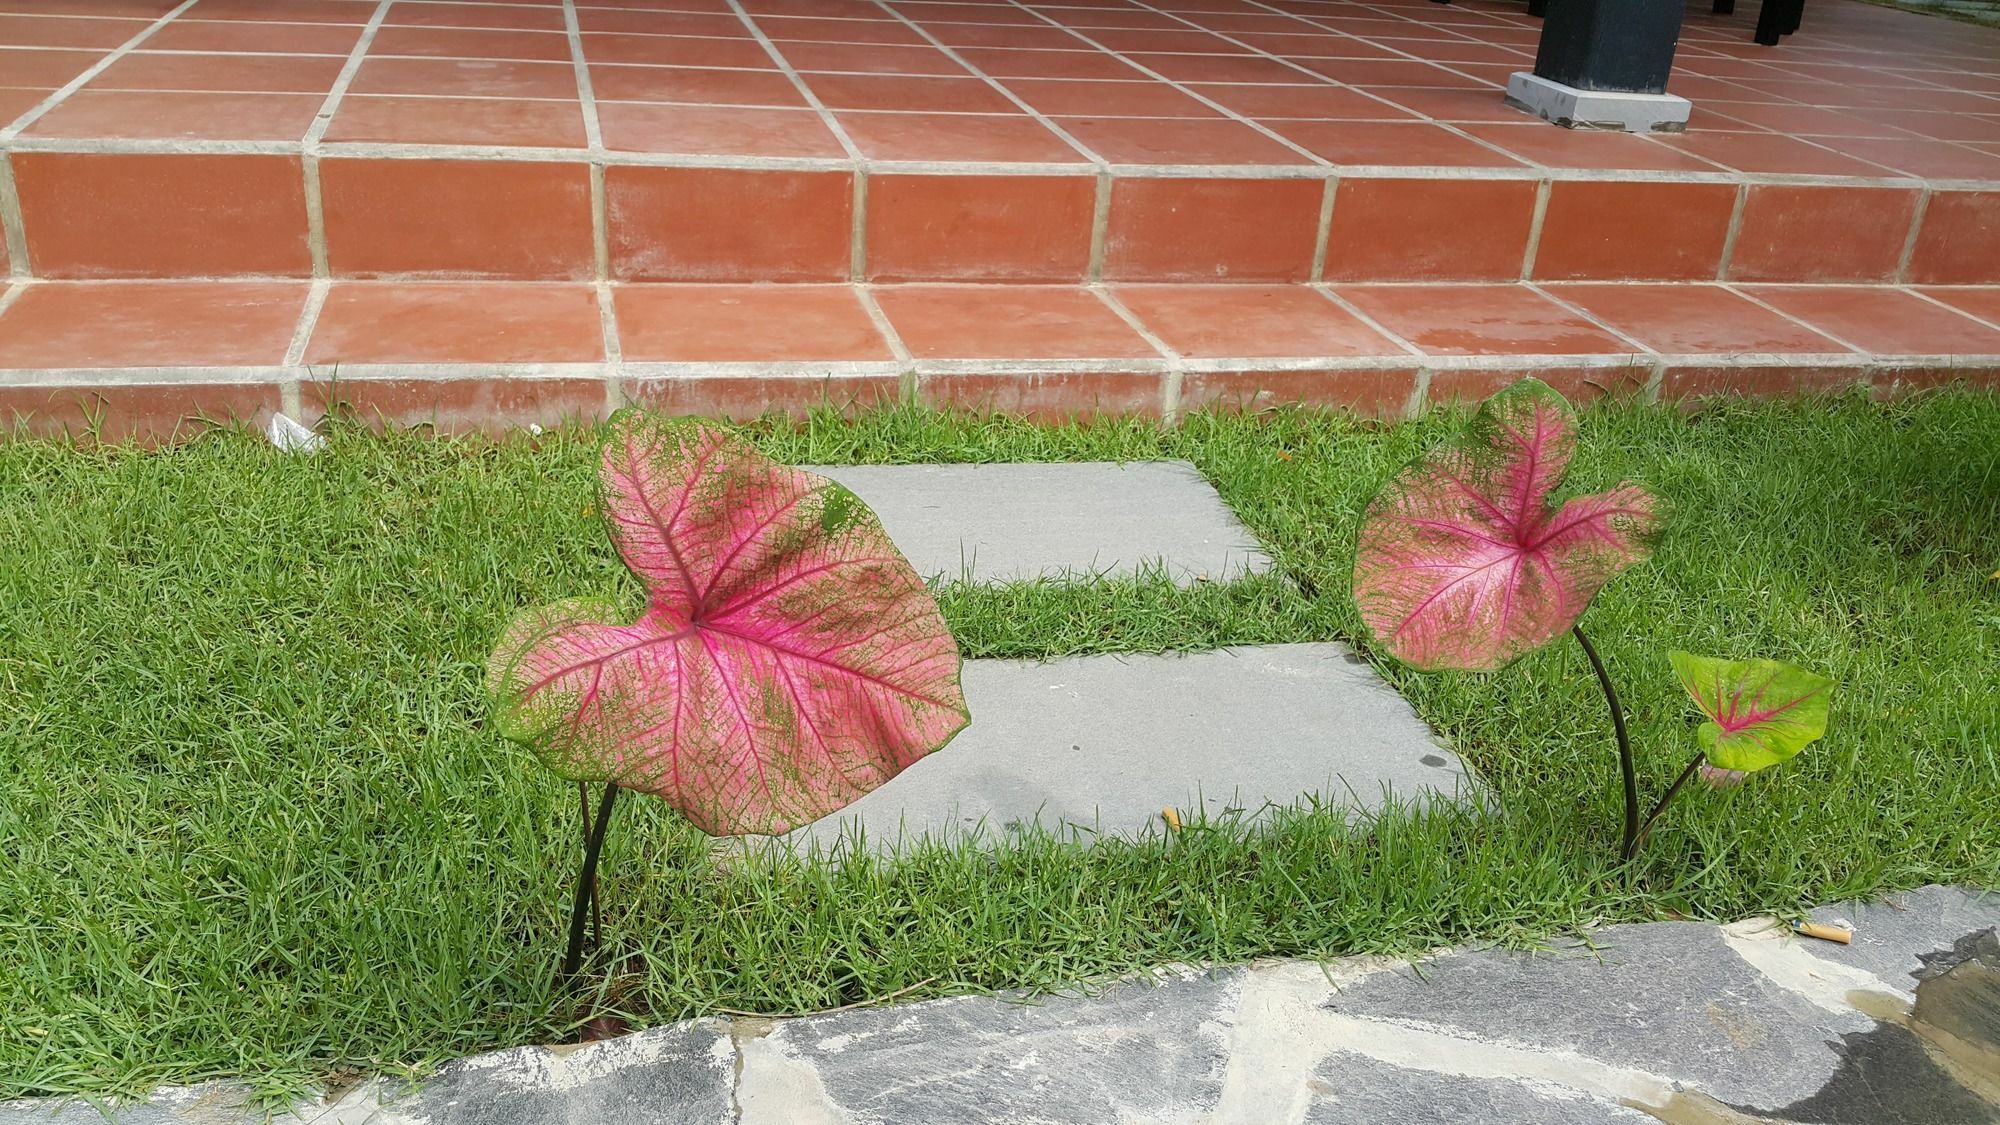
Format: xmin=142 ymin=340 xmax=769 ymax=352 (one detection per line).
xmin=1504 ymin=71 xmax=1692 ymax=133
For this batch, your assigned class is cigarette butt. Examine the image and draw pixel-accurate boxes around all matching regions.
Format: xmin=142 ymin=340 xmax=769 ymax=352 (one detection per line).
xmin=1794 ymin=921 xmax=1853 ymax=945
xmin=1161 ymin=807 xmax=1183 ymax=832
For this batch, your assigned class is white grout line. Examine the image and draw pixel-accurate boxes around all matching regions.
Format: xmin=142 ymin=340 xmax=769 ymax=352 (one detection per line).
xmin=1893 ymin=185 xmax=1932 ymax=285
xmin=595 ymin=280 xmax=624 ymax=364
xmin=0 ymin=156 xmax=27 ymax=280
xmin=1713 ymin=182 xmax=1750 ymax=282
xmin=1309 ymin=283 xmax=1426 ymax=357
xmin=852 ymin=284 xmax=917 ymax=401
xmin=1309 ymin=175 xmax=1337 ymax=282
xmin=0 ymin=279 xmax=28 ymax=320
xmin=301 ymin=0 xmax=396 ymax=279
xmin=725 ymin=0 xmax=867 ymax=163
xmin=283 ymin=278 xmax=332 ymax=369
xmin=1091 ymin=285 xmax=1184 ymax=421
xmin=1086 ymin=171 xmax=1112 ymax=283
xmin=0 ymin=0 xmax=201 ymax=145
xmin=850 ymin=170 xmax=870 ymax=282
xmin=860 ymin=0 xmax=1110 ymax=166
xmin=1518 ymin=176 xmax=1551 ymax=281
xmin=560 ymin=0 xmax=608 ymax=154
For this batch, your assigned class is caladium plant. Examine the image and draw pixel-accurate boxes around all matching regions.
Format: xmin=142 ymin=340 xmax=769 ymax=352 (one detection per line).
xmin=489 ymin=410 xmax=969 ymax=977
xmin=1353 ymin=378 xmax=1669 ymax=859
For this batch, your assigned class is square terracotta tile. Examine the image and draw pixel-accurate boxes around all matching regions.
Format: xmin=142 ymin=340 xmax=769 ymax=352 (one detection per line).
xmin=308 ymin=377 xmax=608 ymax=434
xmin=179 ymin=0 xmax=376 ymax=21
xmin=759 ymin=15 xmax=931 ymax=45
xmin=1651 ymin=132 xmax=1898 ymax=177
xmin=1126 ymin=53 xmax=1315 ymax=85
xmin=350 ymin=57 xmax=580 ymax=99
xmin=1 ymin=88 xmax=49 ymax=125
xmin=866 ymin=174 xmax=1096 ymax=282
xmin=0 ymin=281 xmax=307 ymax=367
xmin=605 ymin=166 xmax=853 ymax=282
xmin=1533 ymin=181 xmax=1739 ymax=282
xmin=1001 ymin=78 xmax=1223 ymax=118
xmin=1179 ymin=367 xmax=1419 ymax=418
xmin=1270 ymin=121 xmax=1527 ymax=167
xmin=12 ymin=153 xmax=311 ymax=278
xmin=623 ymin=374 xmax=902 ymax=419
xmin=24 ymin=91 xmax=322 ymax=141
xmin=1816 ymin=137 xmax=2000 ymax=180
xmin=1658 ymin=363 xmax=1868 ymax=401
xmin=1916 ymin=287 xmax=2000 ymax=326
xmin=0 ymin=47 xmax=100 ymax=87
xmin=614 ymin=285 xmax=893 ymax=361
xmin=1907 ymin=191 xmax=2000 ymax=286
xmin=141 ymin=19 xmax=363 ymax=54
xmin=1085 ymin=27 xmax=1246 ymax=54
xmin=1333 ymin=284 xmax=1631 ymax=356
xmin=1103 ymin=177 xmax=1324 ymax=282
xmin=369 ymin=25 xmax=573 ymax=61
xmin=953 ymin=47 xmax=1144 ymax=80
xmin=0 ymin=14 xmax=150 ymax=48
xmin=327 ymin=97 xmax=587 ymax=147
xmin=1112 ymin=284 xmax=1398 ymax=357
xmin=85 ymin=51 xmax=348 ymax=93
xmin=577 ymin=9 xmax=748 ymax=36
xmin=598 ymin=103 xmax=844 ymax=157
xmin=1698 ymin=101 xmax=1907 ymax=138
xmin=1426 ymin=363 xmax=1654 ymax=406
xmin=777 ymin=41 xmax=969 ymax=75
xmin=1727 ymin=185 xmax=1922 ymax=284
xmin=801 ymin=73 xmax=1023 ymax=113
xmin=319 ymin=158 xmax=594 ymax=279
xmin=924 ymin=22 xmax=1096 ymax=50
xmin=1543 ymin=284 xmax=1849 ymax=354
xmin=920 ymin=370 xmax=1165 ymax=419
xmin=1741 ymin=286 xmax=2000 ymax=355
xmin=1295 ymin=57 xmax=1484 ymax=86
xmin=589 ymin=64 xmax=805 ymax=105
xmin=838 ymin=111 xmax=1083 ymax=162
xmin=1323 ymin=176 xmax=1537 ymax=282
xmin=873 ymin=286 xmax=1159 ymax=359
xmin=1361 ymin=85 xmax=1538 ymax=123
xmin=1188 ymin=82 xmax=1415 ymax=120
xmin=1054 ymin=117 xmax=1314 ymax=164
xmin=1468 ymin=122 xmax=1726 ymax=171
xmin=305 ymin=283 xmax=603 ymax=363
xmin=582 ymin=32 xmax=776 ymax=68
xmin=387 ymin=2 xmax=568 ymax=31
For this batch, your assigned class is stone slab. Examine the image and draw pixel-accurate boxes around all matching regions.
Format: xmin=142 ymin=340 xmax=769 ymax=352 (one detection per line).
xmin=807 ymin=461 xmax=1271 ymax=584
xmin=781 ymin=643 xmax=1467 ymax=851
xmin=1504 ymin=71 xmax=1692 ymax=132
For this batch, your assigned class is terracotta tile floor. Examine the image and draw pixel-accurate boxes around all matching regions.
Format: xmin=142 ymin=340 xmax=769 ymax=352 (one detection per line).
xmin=2 ymin=0 xmax=1997 ymax=176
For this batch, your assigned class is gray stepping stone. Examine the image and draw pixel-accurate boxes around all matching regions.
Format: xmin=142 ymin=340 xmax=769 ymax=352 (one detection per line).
xmin=1803 ymin=883 xmax=2000 ymax=986
xmin=782 ymin=643 xmax=1467 ymax=852
xmin=808 ymin=461 xmax=1271 ymax=584
xmin=1303 ymin=1054 xmax=1655 ymax=1124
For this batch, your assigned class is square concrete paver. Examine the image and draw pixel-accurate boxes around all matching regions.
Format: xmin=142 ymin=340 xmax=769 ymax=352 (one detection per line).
xmin=783 ymin=643 xmax=1467 ymax=851
xmin=810 ymin=461 xmax=1272 ymax=584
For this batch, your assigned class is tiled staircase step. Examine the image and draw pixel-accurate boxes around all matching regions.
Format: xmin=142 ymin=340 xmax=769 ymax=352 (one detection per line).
xmin=2 ymin=279 xmax=1999 ymax=441
xmin=779 ymin=644 xmax=1469 ymax=851
xmin=811 ymin=462 xmax=1270 ymax=584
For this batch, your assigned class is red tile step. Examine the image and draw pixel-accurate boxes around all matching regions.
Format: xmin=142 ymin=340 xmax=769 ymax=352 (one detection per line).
xmin=6 ymin=0 xmax=2000 ymax=286
xmin=1 ymin=279 xmax=1996 ymax=441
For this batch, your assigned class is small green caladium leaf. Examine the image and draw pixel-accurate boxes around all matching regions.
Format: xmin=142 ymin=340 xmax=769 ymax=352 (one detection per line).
xmin=1668 ymin=651 xmax=1834 ymax=773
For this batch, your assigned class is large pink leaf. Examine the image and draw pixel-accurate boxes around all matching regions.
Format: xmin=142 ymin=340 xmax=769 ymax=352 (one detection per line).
xmin=1353 ymin=378 xmax=1663 ymax=672
xmin=488 ymin=412 xmax=968 ymax=836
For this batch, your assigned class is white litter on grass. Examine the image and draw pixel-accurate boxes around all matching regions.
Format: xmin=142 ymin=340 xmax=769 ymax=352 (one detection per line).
xmin=267 ymin=411 xmax=326 ymax=453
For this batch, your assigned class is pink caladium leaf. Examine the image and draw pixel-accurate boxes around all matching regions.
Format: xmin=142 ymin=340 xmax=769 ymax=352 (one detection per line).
xmin=1353 ymin=378 xmax=1663 ymax=672
xmin=1669 ymin=651 xmax=1833 ymax=773
xmin=488 ymin=411 xmax=969 ymax=837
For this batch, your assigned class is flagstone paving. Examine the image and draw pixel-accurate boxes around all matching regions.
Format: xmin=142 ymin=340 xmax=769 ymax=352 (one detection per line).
xmin=9 ymin=885 xmax=1994 ymax=1125
xmin=810 ymin=461 xmax=1272 ymax=584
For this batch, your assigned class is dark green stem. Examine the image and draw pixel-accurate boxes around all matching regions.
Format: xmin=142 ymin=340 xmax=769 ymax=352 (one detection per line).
xmin=1572 ymin=625 xmax=1639 ymax=862
xmin=563 ymin=783 xmax=620 ymax=981
xmin=1631 ymin=754 xmax=1704 ymax=856
xmin=578 ymin=782 xmax=602 ymax=951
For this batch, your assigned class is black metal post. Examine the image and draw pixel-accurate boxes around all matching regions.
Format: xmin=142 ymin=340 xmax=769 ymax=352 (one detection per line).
xmin=1532 ymin=0 xmax=1687 ymax=95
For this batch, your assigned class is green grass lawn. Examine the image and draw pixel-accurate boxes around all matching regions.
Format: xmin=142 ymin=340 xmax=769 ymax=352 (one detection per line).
xmin=2 ymin=392 xmax=1997 ymax=1102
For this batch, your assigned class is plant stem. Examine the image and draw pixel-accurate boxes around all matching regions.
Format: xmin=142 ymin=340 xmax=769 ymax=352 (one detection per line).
xmin=1571 ymin=625 xmax=1639 ymax=862
xmin=1631 ymin=754 xmax=1704 ymax=856
xmin=562 ymin=782 xmax=620 ymax=981
xmin=577 ymin=782 xmax=602 ymax=951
